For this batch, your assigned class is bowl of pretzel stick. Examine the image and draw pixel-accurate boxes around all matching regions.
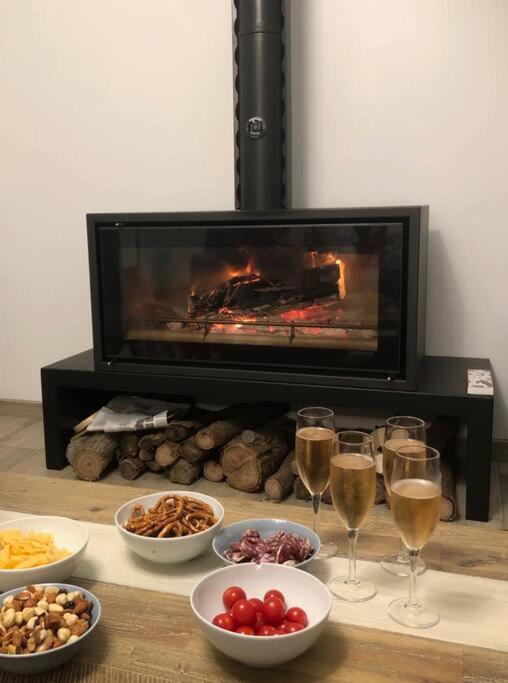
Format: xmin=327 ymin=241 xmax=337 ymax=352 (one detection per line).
xmin=114 ymin=492 xmax=224 ymax=564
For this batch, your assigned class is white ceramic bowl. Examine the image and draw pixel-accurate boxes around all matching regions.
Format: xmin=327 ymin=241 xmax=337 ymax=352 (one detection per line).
xmin=191 ymin=563 xmax=332 ymax=667
xmin=213 ymin=518 xmax=320 ymax=569
xmin=115 ymin=491 xmax=224 ymax=564
xmin=0 ymin=583 xmax=101 ymax=675
xmin=0 ymin=517 xmax=89 ymax=592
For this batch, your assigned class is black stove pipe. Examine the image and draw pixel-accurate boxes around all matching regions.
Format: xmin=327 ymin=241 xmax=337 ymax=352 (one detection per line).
xmin=234 ymin=0 xmax=287 ymax=210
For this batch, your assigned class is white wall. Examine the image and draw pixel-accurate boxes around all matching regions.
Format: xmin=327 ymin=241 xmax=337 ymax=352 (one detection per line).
xmin=1 ymin=0 xmax=507 ymax=439
xmin=0 ymin=0 xmax=235 ymax=398
xmin=290 ymin=0 xmax=508 ymax=438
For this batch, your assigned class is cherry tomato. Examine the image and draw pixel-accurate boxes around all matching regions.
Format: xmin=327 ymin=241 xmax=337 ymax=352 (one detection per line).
xmin=212 ymin=612 xmax=236 ymax=631
xmin=276 ymin=623 xmax=289 ymax=635
xmin=235 ymin=625 xmax=255 ymax=635
xmin=254 ymin=611 xmax=266 ymax=629
xmin=232 ymin=599 xmax=257 ymax=626
xmin=285 ymin=607 xmax=308 ymax=627
xmin=287 ymin=622 xmax=305 ymax=633
xmin=249 ymin=597 xmax=264 ymax=612
xmin=262 ymin=596 xmax=286 ymax=626
xmin=223 ymin=586 xmax=246 ymax=610
xmin=257 ymin=624 xmax=277 ymax=636
xmin=264 ymin=589 xmax=285 ymax=605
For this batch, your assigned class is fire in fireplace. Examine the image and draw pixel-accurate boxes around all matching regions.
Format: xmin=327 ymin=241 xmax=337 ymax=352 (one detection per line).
xmin=124 ymin=245 xmax=377 ymax=352
xmin=88 ymin=207 xmax=427 ymax=389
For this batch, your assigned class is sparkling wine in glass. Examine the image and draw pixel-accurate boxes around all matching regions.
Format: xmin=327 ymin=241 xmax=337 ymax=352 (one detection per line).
xmin=296 ymin=407 xmax=337 ymax=559
xmin=381 ymin=416 xmax=427 ymax=577
xmin=329 ymin=431 xmax=377 ymax=601
xmin=388 ymin=443 xmax=441 ymax=628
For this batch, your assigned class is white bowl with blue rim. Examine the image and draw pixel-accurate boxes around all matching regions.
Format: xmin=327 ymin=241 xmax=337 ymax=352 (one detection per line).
xmin=0 ymin=583 xmax=101 ymax=675
xmin=212 ymin=518 xmax=319 ymax=569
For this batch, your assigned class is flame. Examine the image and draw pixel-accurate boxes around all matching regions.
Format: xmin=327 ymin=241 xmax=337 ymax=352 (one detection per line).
xmin=224 ymin=254 xmax=259 ymax=280
xmin=337 ymin=260 xmax=346 ymax=299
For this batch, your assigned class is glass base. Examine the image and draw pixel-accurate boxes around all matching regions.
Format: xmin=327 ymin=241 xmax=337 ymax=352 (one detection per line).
xmin=381 ymin=553 xmax=426 ymax=577
xmin=315 ymin=540 xmax=338 ymax=560
xmin=329 ymin=575 xmax=377 ymax=602
xmin=388 ymin=597 xmax=439 ymax=628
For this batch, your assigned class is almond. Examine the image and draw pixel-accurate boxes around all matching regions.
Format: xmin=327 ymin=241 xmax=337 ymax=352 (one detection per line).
xmin=70 ymin=619 xmax=89 ymax=637
xmin=73 ymin=600 xmax=90 ymax=616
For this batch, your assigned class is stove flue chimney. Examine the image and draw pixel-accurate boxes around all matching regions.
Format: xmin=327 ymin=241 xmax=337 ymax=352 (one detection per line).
xmin=234 ymin=0 xmax=288 ymax=210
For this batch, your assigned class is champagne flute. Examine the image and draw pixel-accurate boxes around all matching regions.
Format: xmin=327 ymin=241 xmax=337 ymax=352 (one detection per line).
xmin=381 ymin=416 xmax=427 ymax=577
xmin=388 ymin=444 xmax=441 ymax=628
xmin=329 ymin=431 xmax=377 ymax=601
xmin=295 ymin=407 xmax=337 ymax=559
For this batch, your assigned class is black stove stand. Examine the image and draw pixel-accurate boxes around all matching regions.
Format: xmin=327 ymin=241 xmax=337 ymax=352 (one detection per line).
xmin=41 ymin=351 xmax=493 ymax=522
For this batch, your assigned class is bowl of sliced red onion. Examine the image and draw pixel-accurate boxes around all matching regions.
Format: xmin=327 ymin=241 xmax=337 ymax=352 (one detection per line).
xmin=212 ymin=519 xmax=320 ymax=569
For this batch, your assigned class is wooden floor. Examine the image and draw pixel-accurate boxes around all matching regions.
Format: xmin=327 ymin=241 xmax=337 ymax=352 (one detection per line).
xmin=1 ymin=399 xmax=507 ymax=530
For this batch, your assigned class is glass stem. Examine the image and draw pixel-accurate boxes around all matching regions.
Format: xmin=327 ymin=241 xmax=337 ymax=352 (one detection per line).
xmin=347 ymin=528 xmax=358 ymax=584
xmin=311 ymin=493 xmax=321 ymax=538
xmin=408 ymin=548 xmax=420 ymax=611
xmin=397 ymin=538 xmax=408 ymax=563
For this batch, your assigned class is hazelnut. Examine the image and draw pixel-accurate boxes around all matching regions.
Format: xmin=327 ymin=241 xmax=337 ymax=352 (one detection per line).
xmin=63 ymin=613 xmax=78 ymax=626
xmin=57 ymin=627 xmax=71 ymax=642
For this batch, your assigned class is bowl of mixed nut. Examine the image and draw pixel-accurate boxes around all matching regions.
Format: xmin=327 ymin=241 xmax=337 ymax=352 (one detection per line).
xmin=0 ymin=583 xmax=101 ymax=675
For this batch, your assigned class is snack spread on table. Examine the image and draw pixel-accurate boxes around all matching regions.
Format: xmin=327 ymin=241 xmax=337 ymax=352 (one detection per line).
xmin=212 ymin=585 xmax=308 ymax=636
xmin=0 ymin=585 xmax=93 ymax=655
xmin=0 ymin=530 xmax=71 ymax=570
xmin=223 ymin=528 xmax=314 ymax=565
xmin=123 ymin=494 xmax=217 ymax=538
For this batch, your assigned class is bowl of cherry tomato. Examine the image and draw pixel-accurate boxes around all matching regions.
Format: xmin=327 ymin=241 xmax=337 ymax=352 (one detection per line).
xmin=190 ymin=563 xmax=331 ymax=667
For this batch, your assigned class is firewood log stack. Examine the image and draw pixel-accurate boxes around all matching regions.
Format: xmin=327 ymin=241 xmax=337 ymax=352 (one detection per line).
xmin=66 ymin=403 xmax=293 ymax=493
xmin=65 ymin=406 xmax=458 ymax=521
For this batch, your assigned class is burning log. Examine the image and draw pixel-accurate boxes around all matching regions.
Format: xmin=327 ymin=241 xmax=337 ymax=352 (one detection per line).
xmin=66 ymin=433 xmax=119 ymax=481
xmin=189 ymin=263 xmax=340 ymax=316
xmin=203 ymin=458 xmax=225 ymax=482
xmin=169 ymin=459 xmax=202 ymax=485
xmin=264 ymin=451 xmax=295 ymax=502
xmin=196 ymin=402 xmax=286 ymax=451
xmin=221 ymin=416 xmax=294 ymax=492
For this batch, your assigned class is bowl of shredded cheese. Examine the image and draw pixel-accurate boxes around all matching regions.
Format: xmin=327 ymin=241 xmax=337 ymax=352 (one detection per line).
xmin=0 ymin=517 xmax=88 ymax=592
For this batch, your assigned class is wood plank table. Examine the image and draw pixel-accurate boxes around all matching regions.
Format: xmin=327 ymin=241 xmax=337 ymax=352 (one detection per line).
xmin=1 ymin=473 xmax=507 ymax=683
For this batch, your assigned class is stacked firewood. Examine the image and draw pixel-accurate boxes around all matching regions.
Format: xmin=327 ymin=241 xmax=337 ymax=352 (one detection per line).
xmin=67 ymin=403 xmax=302 ymax=502
xmin=66 ymin=407 xmax=458 ymax=519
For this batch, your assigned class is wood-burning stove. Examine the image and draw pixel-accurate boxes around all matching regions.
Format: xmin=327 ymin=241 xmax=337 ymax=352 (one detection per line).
xmin=87 ymin=206 xmax=427 ymax=390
